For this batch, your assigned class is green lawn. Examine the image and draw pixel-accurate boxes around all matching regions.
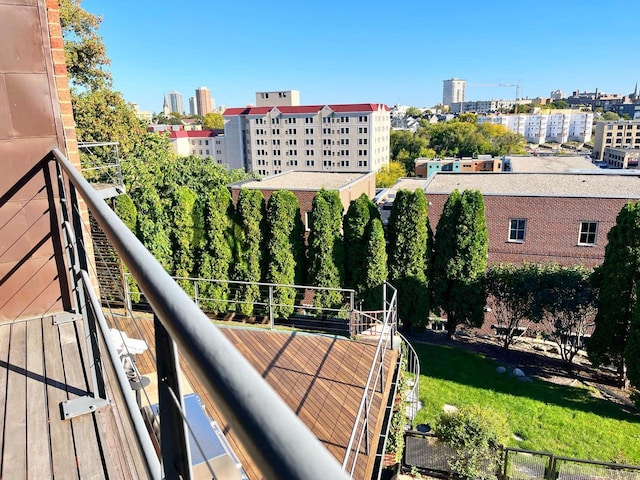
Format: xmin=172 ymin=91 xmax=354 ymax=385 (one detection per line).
xmin=412 ymin=343 xmax=640 ymax=464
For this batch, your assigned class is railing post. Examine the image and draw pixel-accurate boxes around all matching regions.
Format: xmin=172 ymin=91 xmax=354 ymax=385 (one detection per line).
xmin=364 ymin=396 xmax=370 ymax=456
xmin=269 ymin=285 xmax=274 ymax=330
xmin=194 ymin=280 xmax=199 ymax=307
xmin=155 ymin=315 xmax=192 ymax=480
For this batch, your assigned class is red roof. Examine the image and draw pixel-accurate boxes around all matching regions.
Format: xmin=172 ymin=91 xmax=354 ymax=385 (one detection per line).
xmin=167 ymin=130 xmax=217 ymax=139
xmin=223 ymin=103 xmax=389 ymax=116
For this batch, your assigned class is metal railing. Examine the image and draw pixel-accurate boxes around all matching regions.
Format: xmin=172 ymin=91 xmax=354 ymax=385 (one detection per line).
xmin=78 ymin=141 xmax=124 ymax=195
xmin=52 ymin=148 xmax=350 ymax=480
xmin=342 ymin=284 xmax=398 ymax=476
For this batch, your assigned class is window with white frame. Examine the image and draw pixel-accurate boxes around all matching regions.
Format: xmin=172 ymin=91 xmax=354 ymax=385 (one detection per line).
xmin=508 ymin=219 xmax=526 ymax=242
xmin=578 ymin=221 xmax=598 ymax=245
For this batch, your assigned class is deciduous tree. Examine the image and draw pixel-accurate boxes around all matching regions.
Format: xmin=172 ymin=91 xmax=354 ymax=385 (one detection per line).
xmin=203 ymin=112 xmax=224 ymax=130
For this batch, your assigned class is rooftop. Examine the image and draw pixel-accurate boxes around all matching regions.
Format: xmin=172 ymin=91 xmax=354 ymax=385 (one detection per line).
xmin=223 ymin=103 xmax=389 ymax=116
xmin=232 ymin=171 xmax=373 ymax=191
xmin=506 ymin=155 xmax=597 ymax=173
xmin=425 ymin=172 xmax=640 ymax=198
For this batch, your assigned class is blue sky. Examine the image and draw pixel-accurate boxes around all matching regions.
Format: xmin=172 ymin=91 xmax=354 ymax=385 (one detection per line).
xmin=84 ymin=0 xmax=639 ymax=113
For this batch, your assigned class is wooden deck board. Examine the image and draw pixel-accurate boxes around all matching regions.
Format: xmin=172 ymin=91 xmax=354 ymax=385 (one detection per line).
xmin=0 ymin=316 xmax=153 ymax=480
xmin=59 ymin=321 xmax=105 ymax=479
xmin=113 ymin=314 xmax=398 ymax=480
xmin=26 ymin=318 xmax=52 ymax=478
xmin=43 ymin=317 xmax=80 ymax=480
xmin=3 ymin=321 xmax=27 ymax=478
xmin=0 ymin=320 xmax=11 ymax=476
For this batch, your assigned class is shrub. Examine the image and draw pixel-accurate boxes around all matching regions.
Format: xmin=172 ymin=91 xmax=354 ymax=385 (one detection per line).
xmin=435 ymin=405 xmax=509 ymax=480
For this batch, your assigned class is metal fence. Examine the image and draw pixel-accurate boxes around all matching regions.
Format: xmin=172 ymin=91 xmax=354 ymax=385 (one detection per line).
xmin=402 ymin=433 xmax=640 ymax=480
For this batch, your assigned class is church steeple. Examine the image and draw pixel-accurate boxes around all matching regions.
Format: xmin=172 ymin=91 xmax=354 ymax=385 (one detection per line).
xmin=163 ymin=93 xmax=169 ymax=115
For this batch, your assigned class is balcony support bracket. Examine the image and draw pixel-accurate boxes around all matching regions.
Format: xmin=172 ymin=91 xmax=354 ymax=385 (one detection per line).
xmin=61 ymin=396 xmax=110 ymax=420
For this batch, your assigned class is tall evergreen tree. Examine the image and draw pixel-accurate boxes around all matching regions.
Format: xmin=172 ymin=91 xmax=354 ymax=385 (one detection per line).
xmin=232 ymin=189 xmax=266 ymax=316
xmin=387 ymin=189 xmax=430 ymax=330
xmin=264 ymin=190 xmax=306 ymax=318
xmin=307 ymin=189 xmax=345 ymax=309
xmin=343 ymin=194 xmax=380 ymax=290
xmin=432 ymin=189 xmax=488 ymax=339
xmin=196 ymin=186 xmax=234 ymax=313
xmin=170 ymin=187 xmax=197 ymax=294
xmin=362 ymin=218 xmax=388 ymax=310
xmin=589 ymin=202 xmax=640 ymax=388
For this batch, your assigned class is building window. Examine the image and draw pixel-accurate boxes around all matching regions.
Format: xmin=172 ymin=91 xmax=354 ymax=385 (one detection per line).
xmin=578 ymin=221 xmax=598 ymax=246
xmin=508 ymin=219 xmax=526 ymax=242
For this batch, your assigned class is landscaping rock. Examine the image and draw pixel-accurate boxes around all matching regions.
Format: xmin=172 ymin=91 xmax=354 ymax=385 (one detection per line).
xmin=513 ymin=367 xmax=525 ymax=377
xmin=443 ymin=404 xmax=458 ymax=414
xmin=496 ymin=366 xmax=507 ymax=374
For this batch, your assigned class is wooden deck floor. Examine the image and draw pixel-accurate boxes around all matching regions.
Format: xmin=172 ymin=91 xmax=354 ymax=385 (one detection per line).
xmin=0 ymin=316 xmax=151 ymax=479
xmin=113 ymin=314 xmax=398 ymax=480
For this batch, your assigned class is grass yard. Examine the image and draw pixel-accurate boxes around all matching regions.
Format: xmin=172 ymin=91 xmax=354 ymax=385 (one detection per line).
xmin=412 ymin=343 xmax=640 ymax=464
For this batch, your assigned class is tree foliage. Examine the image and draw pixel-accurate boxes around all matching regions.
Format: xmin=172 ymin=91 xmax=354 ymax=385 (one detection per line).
xmin=307 ymin=189 xmax=345 ymax=310
xmin=362 ymin=218 xmax=388 ymax=310
xmin=264 ymin=191 xmax=306 ymax=318
xmin=59 ymin=0 xmax=111 ymax=91
xmin=436 ymin=405 xmax=509 ymax=480
xmin=432 ymin=190 xmax=488 ymax=338
xmin=376 ymin=161 xmax=407 ymax=187
xmin=589 ymin=202 xmax=640 ymax=387
xmin=485 ymin=263 xmax=539 ymax=350
xmin=203 ymin=112 xmax=224 ymax=130
xmin=387 ymin=189 xmax=430 ymax=330
xmin=170 ymin=187 xmax=198 ymax=294
xmin=232 ymin=189 xmax=266 ymax=316
xmin=196 ymin=186 xmax=234 ymax=313
xmin=532 ymin=264 xmax=596 ymax=364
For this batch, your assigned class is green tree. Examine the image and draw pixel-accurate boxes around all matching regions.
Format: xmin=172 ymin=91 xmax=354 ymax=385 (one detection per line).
xmin=307 ymin=189 xmax=345 ymax=309
xmin=601 ymin=111 xmax=621 ymax=121
xmin=485 ymin=263 xmax=539 ymax=350
xmin=436 ymin=405 xmax=509 ymax=480
xmin=203 ymin=112 xmax=224 ymax=130
xmin=232 ymin=189 xmax=266 ymax=316
xmin=170 ymin=187 xmax=198 ymax=295
xmin=376 ymin=161 xmax=407 ymax=187
xmin=432 ymin=189 xmax=488 ymax=339
xmin=362 ymin=218 xmax=388 ymax=310
xmin=405 ymin=106 xmax=422 ymax=118
xmin=589 ymin=202 xmax=640 ymax=387
xmin=59 ymin=0 xmax=111 ymax=91
xmin=197 ymin=186 xmax=234 ymax=313
xmin=456 ymin=113 xmax=478 ymax=123
xmin=387 ymin=189 xmax=430 ymax=330
xmin=113 ymin=194 xmax=140 ymax=302
xmin=264 ymin=191 xmax=306 ymax=318
xmin=390 ymin=130 xmax=430 ymax=172
xmin=343 ymin=194 xmax=377 ymax=289
xmin=534 ymin=264 xmax=596 ymax=365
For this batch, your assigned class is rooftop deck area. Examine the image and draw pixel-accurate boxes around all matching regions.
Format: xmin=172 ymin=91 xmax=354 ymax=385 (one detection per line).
xmin=0 ymin=315 xmax=151 ymax=479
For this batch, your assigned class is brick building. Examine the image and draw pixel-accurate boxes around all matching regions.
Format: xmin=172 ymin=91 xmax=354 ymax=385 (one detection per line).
xmin=229 ymin=171 xmax=376 ymax=230
xmin=424 ymin=172 xmax=640 ymax=267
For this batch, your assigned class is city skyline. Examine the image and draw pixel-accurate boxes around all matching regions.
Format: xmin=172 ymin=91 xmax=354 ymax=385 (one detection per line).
xmin=84 ymin=0 xmax=640 ymax=113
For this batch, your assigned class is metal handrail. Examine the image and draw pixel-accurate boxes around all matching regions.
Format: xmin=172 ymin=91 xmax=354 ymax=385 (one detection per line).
xmin=342 ymin=285 xmax=398 ymax=474
xmin=52 ymin=148 xmax=349 ymax=480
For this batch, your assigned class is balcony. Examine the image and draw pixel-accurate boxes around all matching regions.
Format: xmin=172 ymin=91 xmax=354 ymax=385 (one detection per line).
xmin=0 ymin=148 xmax=414 ymax=479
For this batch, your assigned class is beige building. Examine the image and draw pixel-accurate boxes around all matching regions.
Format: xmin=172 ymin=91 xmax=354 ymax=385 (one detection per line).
xmin=223 ymin=103 xmax=390 ymax=176
xmin=443 ymin=78 xmax=466 ymax=108
xmin=592 ymin=120 xmax=640 ymax=160
xmin=602 ymin=146 xmax=640 ymax=169
xmin=255 ymin=90 xmax=300 ymax=107
xmin=196 ymin=86 xmax=212 ymax=116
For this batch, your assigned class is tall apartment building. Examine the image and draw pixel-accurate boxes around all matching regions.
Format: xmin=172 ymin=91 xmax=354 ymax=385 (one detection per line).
xmin=477 ymin=111 xmax=593 ymax=145
xmin=255 ymin=90 xmax=300 ymax=107
xmin=222 ymin=103 xmax=390 ymax=176
xmin=196 ymin=86 xmax=212 ymax=116
xmin=189 ymin=96 xmax=197 ymax=115
xmin=166 ymin=90 xmax=184 ymax=115
xmin=442 ymin=78 xmax=466 ymax=107
xmin=592 ymin=120 xmax=640 ymax=160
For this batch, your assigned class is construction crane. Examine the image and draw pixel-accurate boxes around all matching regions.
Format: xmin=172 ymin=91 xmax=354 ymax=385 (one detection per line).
xmin=468 ymin=82 xmax=522 ymax=113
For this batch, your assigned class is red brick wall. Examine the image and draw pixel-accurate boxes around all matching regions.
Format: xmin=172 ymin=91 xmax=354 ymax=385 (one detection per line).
xmin=427 ymin=194 xmax=629 ymax=267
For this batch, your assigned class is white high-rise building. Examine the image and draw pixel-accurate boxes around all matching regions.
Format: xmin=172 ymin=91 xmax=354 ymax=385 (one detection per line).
xmin=189 ymin=97 xmax=197 ymax=116
xmin=166 ymin=91 xmax=184 ymax=115
xmin=477 ymin=111 xmax=593 ymax=145
xmin=222 ymin=103 xmax=390 ymax=175
xmin=443 ymin=78 xmax=466 ymax=107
